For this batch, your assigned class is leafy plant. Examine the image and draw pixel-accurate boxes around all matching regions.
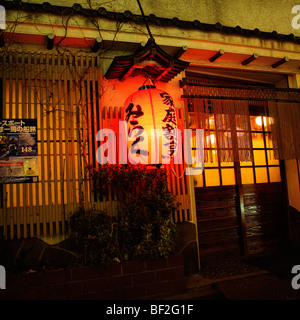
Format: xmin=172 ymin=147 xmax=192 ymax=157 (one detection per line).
xmin=68 ymin=208 xmax=119 ymax=265
xmin=69 ymin=164 xmax=178 ymax=265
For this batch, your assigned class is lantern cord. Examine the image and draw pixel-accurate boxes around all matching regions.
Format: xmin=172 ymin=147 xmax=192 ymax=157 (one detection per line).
xmin=142 ymin=76 xmax=155 ymax=86
xmin=136 ymin=0 xmax=154 ymax=40
xmin=171 ymin=163 xmax=186 ymax=179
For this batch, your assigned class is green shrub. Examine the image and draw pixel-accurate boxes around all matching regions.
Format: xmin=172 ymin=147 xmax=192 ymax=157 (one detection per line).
xmin=68 ymin=208 xmax=119 ymax=265
xmin=69 ymin=164 xmax=178 ymax=265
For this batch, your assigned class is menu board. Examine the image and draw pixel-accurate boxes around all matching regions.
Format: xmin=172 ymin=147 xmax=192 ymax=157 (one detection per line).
xmin=0 ymin=119 xmax=38 ymax=184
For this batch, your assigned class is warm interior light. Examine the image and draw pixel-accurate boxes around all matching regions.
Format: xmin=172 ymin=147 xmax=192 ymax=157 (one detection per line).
xmin=209 ymin=134 xmax=215 ymax=145
xmin=206 ymin=133 xmax=217 ymax=156
xmin=255 ymin=116 xmax=267 ymax=127
xmin=206 ymin=133 xmax=216 ymax=146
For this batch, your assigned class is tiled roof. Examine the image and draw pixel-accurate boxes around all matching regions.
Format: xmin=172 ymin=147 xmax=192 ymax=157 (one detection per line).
xmin=2 ymin=1 xmax=300 ymax=44
xmin=104 ymin=38 xmax=190 ymax=82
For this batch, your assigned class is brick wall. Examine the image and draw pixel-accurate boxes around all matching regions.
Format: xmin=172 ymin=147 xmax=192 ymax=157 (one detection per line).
xmin=0 ymin=255 xmax=187 ymax=300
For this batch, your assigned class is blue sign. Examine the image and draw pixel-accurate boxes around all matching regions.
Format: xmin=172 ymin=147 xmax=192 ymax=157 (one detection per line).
xmin=0 ymin=119 xmax=38 ymax=184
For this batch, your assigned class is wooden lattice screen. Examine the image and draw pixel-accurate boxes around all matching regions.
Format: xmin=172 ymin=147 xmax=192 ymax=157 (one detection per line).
xmin=0 ymin=51 xmax=191 ymax=240
xmin=182 ymin=78 xmax=300 ymax=161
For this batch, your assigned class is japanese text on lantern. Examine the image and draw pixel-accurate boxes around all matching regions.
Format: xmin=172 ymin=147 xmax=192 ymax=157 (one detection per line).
xmin=160 ymin=92 xmax=177 ymax=159
xmin=125 ymin=102 xmax=149 ymax=157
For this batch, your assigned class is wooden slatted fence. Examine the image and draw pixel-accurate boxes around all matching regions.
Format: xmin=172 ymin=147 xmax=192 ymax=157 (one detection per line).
xmin=0 ymin=51 xmax=191 ymax=240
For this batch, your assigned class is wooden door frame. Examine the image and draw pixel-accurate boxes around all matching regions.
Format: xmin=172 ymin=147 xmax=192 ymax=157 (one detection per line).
xmin=230 ymin=110 xmax=290 ymax=257
xmin=193 ymin=110 xmax=291 ymax=260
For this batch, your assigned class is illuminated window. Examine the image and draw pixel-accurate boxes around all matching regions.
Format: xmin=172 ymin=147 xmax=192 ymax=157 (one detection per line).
xmin=191 ymin=110 xmax=282 ymax=187
xmin=241 ymin=168 xmax=254 ymax=184
xmin=240 ymin=115 xmax=281 ymax=185
xmin=204 ymin=169 xmax=220 ymax=187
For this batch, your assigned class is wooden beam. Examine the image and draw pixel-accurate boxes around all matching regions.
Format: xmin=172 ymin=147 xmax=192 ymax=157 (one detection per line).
xmin=272 ymin=56 xmax=289 ymax=68
xmin=209 ymin=49 xmax=224 ymax=63
xmin=46 ymin=33 xmax=55 ymax=50
xmin=92 ymin=37 xmax=102 ymax=53
xmin=174 ymin=45 xmax=188 ymax=59
xmin=241 ymin=53 xmax=259 ymax=66
xmin=134 ymin=41 xmax=147 ymax=54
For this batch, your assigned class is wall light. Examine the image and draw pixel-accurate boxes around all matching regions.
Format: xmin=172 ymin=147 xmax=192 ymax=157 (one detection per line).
xmin=255 ymin=116 xmax=267 ymax=127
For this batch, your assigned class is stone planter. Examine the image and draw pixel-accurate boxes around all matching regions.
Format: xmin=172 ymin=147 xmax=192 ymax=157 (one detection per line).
xmin=0 ymin=254 xmax=187 ymax=300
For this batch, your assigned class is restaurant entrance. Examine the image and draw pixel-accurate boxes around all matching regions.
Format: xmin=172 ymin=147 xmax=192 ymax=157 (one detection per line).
xmin=194 ymin=111 xmax=289 ymax=262
xmin=183 ymin=75 xmax=292 ymax=263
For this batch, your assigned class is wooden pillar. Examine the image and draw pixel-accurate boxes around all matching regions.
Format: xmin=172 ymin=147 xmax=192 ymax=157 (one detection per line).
xmin=230 ymin=114 xmax=248 ymax=256
xmin=0 ymin=78 xmax=3 ymax=210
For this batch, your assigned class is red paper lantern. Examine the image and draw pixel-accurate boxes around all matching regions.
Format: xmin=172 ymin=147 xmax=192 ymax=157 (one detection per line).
xmin=124 ymin=84 xmax=178 ymax=164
